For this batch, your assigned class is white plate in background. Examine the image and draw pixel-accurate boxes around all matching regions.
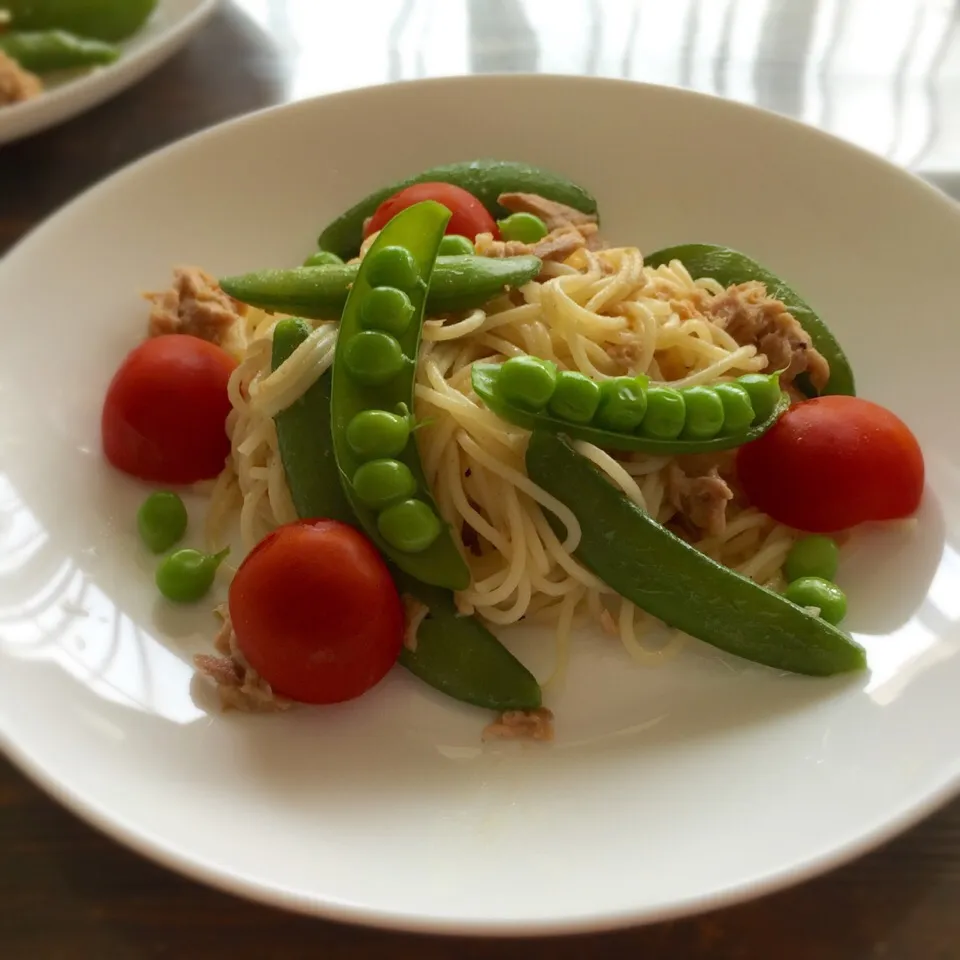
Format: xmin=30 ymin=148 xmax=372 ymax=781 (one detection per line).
xmin=0 ymin=0 xmax=219 ymax=145
xmin=0 ymin=76 xmax=958 ymax=934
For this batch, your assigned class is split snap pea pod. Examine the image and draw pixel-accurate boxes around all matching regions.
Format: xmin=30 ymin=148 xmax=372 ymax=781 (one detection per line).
xmin=0 ymin=30 xmax=118 ymax=71
xmin=330 ymin=200 xmax=471 ymax=590
xmin=525 ymin=431 xmax=866 ymax=676
xmin=3 ymin=0 xmax=157 ymax=41
xmin=318 ymin=159 xmax=598 ymax=259
xmin=220 ymin=255 xmax=542 ymax=321
xmin=271 ymin=318 xmax=541 ymax=711
xmin=643 ymin=243 xmax=856 ymax=398
xmin=472 ymin=362 xmax=789 ymax=455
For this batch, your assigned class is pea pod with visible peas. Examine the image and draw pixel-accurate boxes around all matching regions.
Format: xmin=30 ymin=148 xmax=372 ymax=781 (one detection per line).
xmin=2 ymin=0 xmax=158 ymax=41
xmin=643 ymin=243 xmax=856 ymax=398
xmin=471 ymin=360 xmax=789 ymax=455
xmin=0 ymin=31 xmax=119 ymax=72
xmin=220 ymin=254 xmax=542 ymax=321
xmin=270 ymin=317 xmax=541 ymax=712
xmin=330 ymin=200 xmax=470 ymax=590
xmin=526 ymin=430 xmax=866 ymax=676
xmin=318 ymin=159 xmax=598 ymax=259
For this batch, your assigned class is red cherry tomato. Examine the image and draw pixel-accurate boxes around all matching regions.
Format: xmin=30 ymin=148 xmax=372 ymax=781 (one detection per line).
xmin=364 ymin=182 xmax=499 ymax=242
xmin=228 ymin=519 xmax=403 ymax=704
xmin=736 ymin=395 xmax=924 ymax=533
xmin=102 ymin=334 xmax=237 ymax=484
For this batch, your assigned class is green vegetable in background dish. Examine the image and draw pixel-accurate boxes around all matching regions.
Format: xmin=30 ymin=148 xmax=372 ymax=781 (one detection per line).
xmin=317 ymin=159 xmax=598 ymax=260
xmin=330 ymin=200 xmax=470 ymax=589
xmin=0 ymin=30 xmax=118 ymax=71
xmin=525 ymin=430 xmax=866 ymax=676
xmin=643 ymin=243 xmax=856 ymax=398
xmin=270 ymin=317 xmax=541 ymax=712
xmin=156 ymin=548 xmax=228 ymax=604
xmin=4 ymin=0 xmax=157 ymax=41
xmin=302 ymin=250 xmax=343 ymax=268
xmin=437 ymin=234 xmax=475 ymax=256
xmin=137 ymin=491 xmax=187 ymax=554
xmin=472 ymin=364 xmax=789 ymax=455
xmin=784 ymin=535 xmax=840 ymax=584
xmin=498 ymin=212 xmax=548 ymax=244
xmin=219 ymin=255 xmax=542 ymax=321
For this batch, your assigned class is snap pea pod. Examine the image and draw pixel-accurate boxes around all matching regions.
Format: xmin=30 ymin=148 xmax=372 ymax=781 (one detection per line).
xmin=526 ymin=431 xmax=867 ymax=676
xmin=3 ymin=0 xmax=157 ymax=41
xmin=472 ymin=363 xmax=789 ymax=455
xmin=271 ymin=318 xmax=541 ymax=712
xmin=318 ymin=159 xmax=598 ymax=259
xmin=330 ymin=200 xmax=470 ymax=589
xmin=644 ymin=243 xmax=856 ymax=398
xmin=220 ymin=255 xmax=542 ymax=321
xmin=0 ymin=30 xmax=118 ymax=71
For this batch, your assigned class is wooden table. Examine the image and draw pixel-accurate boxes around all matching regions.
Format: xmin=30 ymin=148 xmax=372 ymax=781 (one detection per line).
xmin=2 ymin=3 xmax=960 ymax=957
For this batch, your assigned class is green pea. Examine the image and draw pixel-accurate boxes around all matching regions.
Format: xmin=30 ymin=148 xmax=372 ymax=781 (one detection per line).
xmin=360 ymin=286 xmax=415 ymax=336
xmin=366 ymin=245 xmax=420 ymax=291
xmin=303 ymin=250 xmax=344 ymax=268
xmin=378 ymin=499 xmax=442 ymax=553
xmin=639 ymin=387 xmax=686 ymax=440
xmin=137 ymin=491 xmax=188 ymax=554
xmin=548 ymin=371 xmax=601 ymax=424
xmin=156 ymin=548 xmax=229 ymax=604
xmin=714 ymin=382 xmax=755 ymax=434
xmin=739 ymin=373 xmax=782 ymax=423
xmin=784 ymin=577 xmax=847 ymax=625
xmin=497 ymin=356 xmax=558 ymax=411
xmin=497 ymin=212 xmax=548 ymax=244
xmin=681 ymin=386 xmax=724 ymax=440
xmin=594 ymin=376 xmax=649 ymax=432
xmin=346 ymin=409 xmax=411 ymax=460
xmin=438 ymin=234 xmax=475 ymax=256
xmin=353 ymin=459 xmax=417 ymax=509
xmin=342 ymin=330 xmax=406 ymax=385
xmin=785 ymin=535 xmax=840 ymax=583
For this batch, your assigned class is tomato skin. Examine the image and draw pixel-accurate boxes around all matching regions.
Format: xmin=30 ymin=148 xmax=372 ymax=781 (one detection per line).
xmin=102 ymin=335 xmax=237 ymax=485
xmin=736 ymin=395 xmax=924 ymax=533
xmin=364 ymin=182 xmax=500 ymax=242
xmin=229 ymin=520 xmax=403 ymax=704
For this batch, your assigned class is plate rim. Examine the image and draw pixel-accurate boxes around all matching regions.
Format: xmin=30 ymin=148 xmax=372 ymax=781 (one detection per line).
xmin=1 ymin=73 xmax=959 ymax=936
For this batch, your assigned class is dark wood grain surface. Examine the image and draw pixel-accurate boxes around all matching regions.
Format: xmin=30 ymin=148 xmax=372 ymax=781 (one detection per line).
xmin=2 ymin=4 xmax=960 ymax=958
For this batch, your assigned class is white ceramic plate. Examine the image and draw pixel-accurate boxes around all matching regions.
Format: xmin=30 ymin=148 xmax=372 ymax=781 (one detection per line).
xmin=1 ymin=75 xmax=958 ymax=935
xmin=0 ymin=0 xmax=218 ymax=145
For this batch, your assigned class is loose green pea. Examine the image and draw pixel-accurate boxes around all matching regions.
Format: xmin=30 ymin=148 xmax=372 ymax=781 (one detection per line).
xmin=156 ymin=548 xmax=229 ymax=604
xmin=360 ymin=286 xmax=415 ymax=336
xmin=137 ymin=491 xmax=188 ymax=554
xmin=497 ymin=212 xmax=548 ymax=244
xmin=594 ymin=376 xmax=649 ymax=432
xmin=714 ymin=381 xmax=755 ymax=434
xmin=785 ymin=536 xmax=840 ymax=583
xmin=378 ymin=499 xmax=442 ymax=553
xmin=346 ymin=409 xmax=411 ymax=460
xmin=303 ymin=250 xmax=344 ymax=268
xmin=639 ymin=387 xmax=686 ymax=440
xmin=681 ymin=386 xmax=724 ymax=440
xmin=342 ymin=330 xmax=406 ymax=385
xmin=353 ymin=459 xmax=417 ymax=509
xmin=497 ymin=356 xmax=558 ymax=411
xmin=739 ymin=373 xmax=782 ymax=424
xmin=548 ymin=371 xmax=601 ymax=424
xmin=366 ymin=245 xmax=420 ymax=291
xmin=438 ymin=234 xmax=475 ymax=256
xmin=784 ymin=577 xmax=847 ymax=625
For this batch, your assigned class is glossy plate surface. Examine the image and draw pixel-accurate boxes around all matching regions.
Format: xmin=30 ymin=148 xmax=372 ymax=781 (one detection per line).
xmin=0 ymin=76 xmax=957 ymax=934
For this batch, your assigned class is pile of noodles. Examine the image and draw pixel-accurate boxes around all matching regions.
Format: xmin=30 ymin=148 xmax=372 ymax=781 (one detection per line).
xmin=205 ymin=244 xmax=796 ymax=685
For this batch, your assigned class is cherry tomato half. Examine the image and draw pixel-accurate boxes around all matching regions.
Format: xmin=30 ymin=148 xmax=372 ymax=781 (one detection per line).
xmin=364 ymin=182 xmax=499 ymax=242
xmin=229 ymin=519 xmax=403 ymax=704
xmin=102 ymin=334 xmax=236 ymax=484
xmin=736 ymin=395 xmax=924 ymax=533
